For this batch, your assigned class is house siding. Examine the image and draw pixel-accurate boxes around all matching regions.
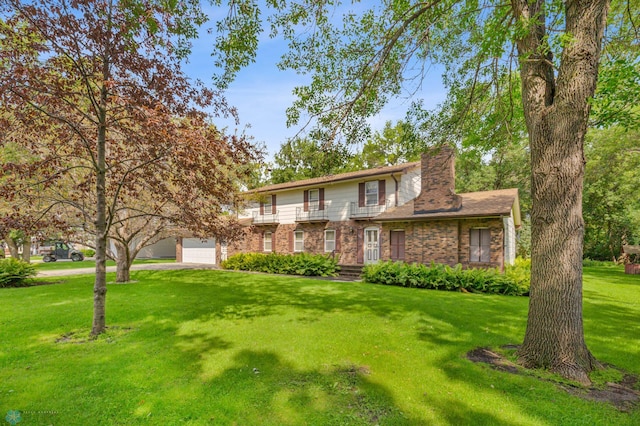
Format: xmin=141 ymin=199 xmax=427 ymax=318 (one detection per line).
xmin=241 ymin=175 xmax=413 ymax=224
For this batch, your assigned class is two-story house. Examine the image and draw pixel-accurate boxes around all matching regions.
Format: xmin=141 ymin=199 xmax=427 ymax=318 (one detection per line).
xmin=176 ymin=146 xmax=521 ymax=270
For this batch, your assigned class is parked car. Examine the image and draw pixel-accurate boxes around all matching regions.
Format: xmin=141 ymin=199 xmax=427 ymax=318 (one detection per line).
xmin=39 ymin=241 xmax=84 ymax=262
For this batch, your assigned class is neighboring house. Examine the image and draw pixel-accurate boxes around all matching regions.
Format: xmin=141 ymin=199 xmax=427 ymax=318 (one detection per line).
xmin=177 ymin=146 xmax=521 ymax=270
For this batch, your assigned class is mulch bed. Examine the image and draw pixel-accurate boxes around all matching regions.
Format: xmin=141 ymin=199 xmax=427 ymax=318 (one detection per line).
xmin=467 ymin=346 xmax=639 ymax=412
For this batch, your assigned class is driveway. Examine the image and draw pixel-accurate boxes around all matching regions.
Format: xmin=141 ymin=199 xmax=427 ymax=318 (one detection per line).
xmin=37 ymin=262 xmax=217 ymax=277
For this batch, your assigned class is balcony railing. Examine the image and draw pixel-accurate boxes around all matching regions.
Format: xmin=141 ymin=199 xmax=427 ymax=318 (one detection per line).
xmin=295 ymin=207 xmax=329 ymax=222
xmin=252 ymin=210 xmax=279 ymax=225
xmin=349 ymin=200 xmax=390 ymax=219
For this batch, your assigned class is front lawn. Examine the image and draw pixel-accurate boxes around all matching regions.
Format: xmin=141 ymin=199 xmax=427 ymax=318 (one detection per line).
xmin=0 ymin=266 xmax=638 ymax=425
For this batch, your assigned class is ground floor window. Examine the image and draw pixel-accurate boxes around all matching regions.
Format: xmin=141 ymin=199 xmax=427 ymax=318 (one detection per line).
xmin=470 ymin=228 xmax=490 ymax=262
xmin=325 ymin=230 xmax=336 ymax=252
xmin=264 ymin=231 xmax=272 ymax=252
xmin=294 ymin=230 xmax=304 ymax=252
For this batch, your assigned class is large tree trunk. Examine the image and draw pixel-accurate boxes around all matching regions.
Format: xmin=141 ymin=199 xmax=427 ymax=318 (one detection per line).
xmin=114 ymin=241 xmax=133 ymax=283
xmin=518 ymin=116 xmax=598 ymax=384
xmin=514 ymin=0 xmax=609 ymax=384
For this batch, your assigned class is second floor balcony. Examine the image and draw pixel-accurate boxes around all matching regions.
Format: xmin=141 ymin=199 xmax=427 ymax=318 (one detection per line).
xmin=252 ymin=210 xmax=279 ymax=225
xmin=295 ymin=207 xmax=329 ymax=223
xmin=350 ymin=200 xmax=390 ymax=219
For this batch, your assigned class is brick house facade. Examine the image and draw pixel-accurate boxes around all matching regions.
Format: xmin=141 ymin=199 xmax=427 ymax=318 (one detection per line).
xmin=178 ymin=146 xmax=521 ymax=269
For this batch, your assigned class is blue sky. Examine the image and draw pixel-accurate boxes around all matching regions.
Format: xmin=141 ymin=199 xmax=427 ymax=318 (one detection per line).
xmin=183 ymin=10 xmax=448 ymax=161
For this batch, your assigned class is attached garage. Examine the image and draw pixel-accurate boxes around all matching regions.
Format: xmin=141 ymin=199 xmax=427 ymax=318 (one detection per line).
xmin=180 ymin=238 xmax=216 ymax=264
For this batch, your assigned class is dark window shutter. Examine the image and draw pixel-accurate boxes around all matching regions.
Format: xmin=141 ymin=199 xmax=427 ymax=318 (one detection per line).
xmin=289 ymin=231 xmax=294 ymax=252
xmin=470 ymin=229 xmax=480 ymax=262
xmin=272 ymin=231 xmax=277 ymax=252
xmin=357 ymin=228 xmax=364 ymax=264
xmin=303 ymin=190 xmax=309 ymax=212
xmin=335 ymin=228 xmax=341 ymax=252
xmin=319 ymin=188 xmax=325 ymax=211
xmin=260 ymin=202 xmax=264 ymax=216
xmin=378 ymin=180 xmax=386 ymax=206
xmin=391 ymin=231 xmax=405 ymax=261
xmin=358 ymin=183 xmax=365 ymax=207
xmin=259 ymin=232 xmax=264 ymax=252
xmin=271 ymin=195 xmax=277 ymax=215
xmin=390 ymin=231 xmax=398 ymax=260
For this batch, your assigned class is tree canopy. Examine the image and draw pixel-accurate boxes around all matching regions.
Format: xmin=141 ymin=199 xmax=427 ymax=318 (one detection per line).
xmin=0 ymin=0 xmax=260 ymax=334
xmin=265 ymin=0 xmax=638 ymax=384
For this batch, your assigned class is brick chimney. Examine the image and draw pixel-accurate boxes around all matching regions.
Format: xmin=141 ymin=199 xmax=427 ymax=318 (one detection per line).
xmin=413 ymin=145 xmax=462 ymax=214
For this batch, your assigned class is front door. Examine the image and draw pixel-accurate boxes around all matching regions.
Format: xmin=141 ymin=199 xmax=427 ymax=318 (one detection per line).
xmin=364 ymin=228 xmax=379 ymax=264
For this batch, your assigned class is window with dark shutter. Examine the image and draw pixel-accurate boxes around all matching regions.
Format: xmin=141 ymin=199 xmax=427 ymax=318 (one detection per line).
xmin=358 ymin=183 xmax=365 ymax=207
xmin=262 ymin=196 xmax=272 ymax=216
xmin=365 ymin=181 xmax=378 ymax=206
xmin=303 ymin=190 xmax=309 ymax=212
xmin=308 ymin=189 xmax=319 ymax=210
xmin=271 ymin=195 xmax=277 ymax=215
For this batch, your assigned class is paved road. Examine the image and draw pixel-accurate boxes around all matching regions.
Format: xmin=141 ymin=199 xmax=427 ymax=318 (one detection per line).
xmin=37 ymin=262 xmax=217 ymax=277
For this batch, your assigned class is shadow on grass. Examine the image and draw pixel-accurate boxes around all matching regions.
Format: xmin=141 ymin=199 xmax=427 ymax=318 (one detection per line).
xmin=135 ymin=269 xmax=528 ymax=338
xmin=183 ymin=349 xmax=417 ymax=424
xmin=141 ymin=348 xmax=518 ymax=425
xmin=4 ymin=268 xmax=640 ymax=424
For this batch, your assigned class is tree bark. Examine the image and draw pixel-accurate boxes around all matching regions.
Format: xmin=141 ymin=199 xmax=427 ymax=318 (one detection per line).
xmin=4 ymin=235 xmax=19 ymax=259
xmin=514 ymin=0 xmax=609 ymax=384
xmin=91 ymin=84 xmax=109 ymax=336
xmin=114 ymin=241 xmax=132 ymax=283
xmin=22 ymin=237 xmax=31 ymax=263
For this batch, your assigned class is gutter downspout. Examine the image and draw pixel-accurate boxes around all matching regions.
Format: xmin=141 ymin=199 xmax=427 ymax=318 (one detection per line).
xmin=391 ymin=173 xmax=399 ymax=207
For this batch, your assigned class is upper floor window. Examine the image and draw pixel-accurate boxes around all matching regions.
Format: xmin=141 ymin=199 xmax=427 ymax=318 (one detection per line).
xmin=358 ymin=180 xmax=386 ymax=208
xmin=260 ymin=194 xmax=276 ymax=215
xmin=365 ymin=181 xmax=379 ymax=206
xmin=263 ymin=197 xmax=272 ymax=214
xmin=304 ymin=188 xmax=324 ymax=212
xmin=470 ymin=228 xmax=490 ymax=263
xmin=308 ymin=189 xmax=320 ymax=210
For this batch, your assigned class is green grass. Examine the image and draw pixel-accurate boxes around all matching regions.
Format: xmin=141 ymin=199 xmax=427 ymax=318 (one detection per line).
xmin=0 ymin=265 xmax=638 ymax=425
xmin=33 ymin=258 xmax=175 ymax=271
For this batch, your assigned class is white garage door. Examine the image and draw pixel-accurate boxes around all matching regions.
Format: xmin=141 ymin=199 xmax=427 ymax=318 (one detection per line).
xmin=182 ymin=238 xmax=216 ymax=264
